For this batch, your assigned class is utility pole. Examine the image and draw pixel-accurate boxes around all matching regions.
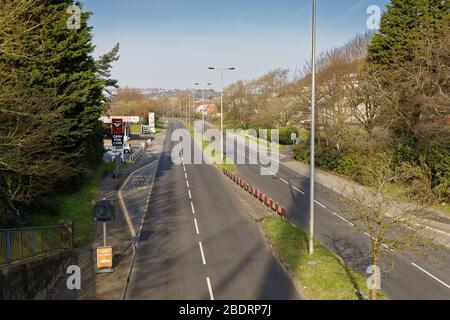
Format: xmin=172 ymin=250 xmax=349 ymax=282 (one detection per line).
xmin=309 ymin=0 xmax=317 ymax=256
xmin=209 ymin=67 xmax=235 ymax=157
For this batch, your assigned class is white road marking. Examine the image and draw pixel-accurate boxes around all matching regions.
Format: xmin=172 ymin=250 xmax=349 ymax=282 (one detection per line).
xmin=194 ymin=218 xmax=200 ymax=235
xmin=199 ymin=241 xmax=206 ymax=265
xmin=188 ymin=189 xmax=192 ymax=199
xmin=206 ymin=277 xmax=214 ymax=300
xmin=279 ymin=177 xmax=289 ymax=184
xmin=364 ymin=232 xmax=370 ymax=237
xmin=186 ymin=180 xmax=190 ymax=188
xmin=332 ymin=212 xmax=355 ymax=226
xmin=184 ymin=173 xmax=188 ymax=180
xmin=191 ymin=202 xmax=195 ymax=214
xmin=411 ymin=263 xmax=450 ymax=289
xmin=293 ymin=186 xmax=306 ymax=195
xmin=314 ymin=200 xmax=326 ymax=208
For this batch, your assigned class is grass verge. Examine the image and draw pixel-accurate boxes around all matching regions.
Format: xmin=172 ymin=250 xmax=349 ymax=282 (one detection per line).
xmin=263 ymin=217 xmax=385 ymax=300
xmin=181 ymin=120 xmax=236 ymax=172
xmin=28 ymin=162 xmax=116 ymax=247
xmin=235 ymin=129 xmax=287 ymax=152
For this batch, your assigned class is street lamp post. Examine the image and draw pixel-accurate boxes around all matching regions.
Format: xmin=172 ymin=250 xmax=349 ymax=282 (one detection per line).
xmin=194 ymin=82 xmax=212 ymax=136
xmin=309 ymin=0 xmax=317 ymax=256
xmin=209 ymin=67 xmax=235 ymax=157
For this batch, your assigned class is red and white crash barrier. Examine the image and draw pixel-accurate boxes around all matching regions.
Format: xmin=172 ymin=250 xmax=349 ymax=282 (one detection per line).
xmin=222 ymin=169 xmax=286 ymax=219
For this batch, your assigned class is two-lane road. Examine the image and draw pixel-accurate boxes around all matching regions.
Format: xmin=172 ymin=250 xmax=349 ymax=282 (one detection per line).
xmin=125 ymin=120 xmax=301 ymax=300
xmin=212 ymin=125 xmax=450 ymax=300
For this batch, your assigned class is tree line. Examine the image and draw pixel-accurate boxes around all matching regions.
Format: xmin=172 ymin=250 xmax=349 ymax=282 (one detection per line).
xmin=221 ymin=0 xmax=449 ymax=204
xmin=0 ymin=0 xmax=119 ymax=227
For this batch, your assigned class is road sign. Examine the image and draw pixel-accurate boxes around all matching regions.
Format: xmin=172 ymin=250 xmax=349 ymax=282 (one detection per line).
xmin=111 ymin=118 xmax=124 ymax=135
xmin=111 ymin=118 xmax=124 ymax=147
xmin=148 ymin=112 xmax=156 ymax=133
xmin=112 ymin=134 xmax=124 ymax=147
xmin=96 ymin=246 xmax=113 ymax=271
xmin=141 ymin=125 xmax=151 ymax=134
xmin=92 ymin=200 xmax=116 ymax=222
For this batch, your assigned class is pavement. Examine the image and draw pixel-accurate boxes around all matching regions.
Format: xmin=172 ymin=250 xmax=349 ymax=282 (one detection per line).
xmin=50 ymin=129 xmax=166 ymax=300
xmin=207 ymin=124 xmax=450 ymax=300
xmin=124 ymin=120 xmax=301 ymax=300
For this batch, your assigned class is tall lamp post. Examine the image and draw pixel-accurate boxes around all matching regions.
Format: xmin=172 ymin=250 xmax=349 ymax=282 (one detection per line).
xmin=309 ymin=0 xmax=317 ymax=256
xmin=208 ymin=67 xmax=235 ymax=157
xmin=194 ymin=82 xmax=212 ymax=135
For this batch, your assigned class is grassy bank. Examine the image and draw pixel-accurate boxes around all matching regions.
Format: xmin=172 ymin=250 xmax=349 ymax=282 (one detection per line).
xmin=181 ymin=120 xmax=236 ymax=172
xmin=235 ymin=129 xmax=287 ymax=152
xmin=264 ymin=217 xmax=385 ymax=300
xmin=28 ymin=162 xmax=116 ymax=247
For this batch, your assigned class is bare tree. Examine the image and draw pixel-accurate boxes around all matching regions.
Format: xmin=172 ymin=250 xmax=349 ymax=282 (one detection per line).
xmin=336 ymin=154 xmax=441 ymax=300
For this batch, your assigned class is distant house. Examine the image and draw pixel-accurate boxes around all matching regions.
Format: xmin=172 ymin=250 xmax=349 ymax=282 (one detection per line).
xmin=195 ymin=103 xmax=217 ymax=116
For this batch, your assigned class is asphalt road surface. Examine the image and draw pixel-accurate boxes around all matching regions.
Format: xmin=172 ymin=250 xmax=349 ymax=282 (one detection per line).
xmin=125 ymin=120 xmax=301 ymax=300
xmin=209 ymin=124 xmax=450 ymax=300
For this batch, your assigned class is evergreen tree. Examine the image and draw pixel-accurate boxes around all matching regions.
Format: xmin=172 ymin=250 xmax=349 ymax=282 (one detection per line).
xmin=96 ymin=43 xmax=120 ymax=96
xmin=0 ymin=0 xmax=108 ymax=223
xmin=3 ymin=0 xmax=105 ymax=167
xmin=367 ymin=0 xmax=450 ymax=199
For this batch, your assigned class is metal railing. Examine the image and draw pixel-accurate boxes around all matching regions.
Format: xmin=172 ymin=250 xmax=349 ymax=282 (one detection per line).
xmin=0 ymin=225 xmax=72 ymax=265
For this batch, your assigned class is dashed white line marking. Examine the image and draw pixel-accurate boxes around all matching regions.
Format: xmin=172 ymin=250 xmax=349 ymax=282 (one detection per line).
xmin=191 ymin=202 xmax=195 ymax=214
xmin=314 ymin=200 xmax=326 ymax=208
xmin=279 ymin=177 xmax=289 ymax=184
xmin=293 ymin=186 xmax=306 ymax=195
xmin=411 ymin=263 xmax=450 ymax=289
xmin=194 ymin=218 xmax=200 ymax=235
xmin=186 ymin=180 xmax=190 ymax=188
xmin=188 ymin=189 xmax=192 ymax=200
xmin=184 ymin=173 xmax=188 ymax=180
xmin=206 ymin=277 xmax=214 ymax=300
xmin=332 ymin=212 xmax=355 ymax=226
xmin=199 ymin=241 xmax=206 ymax=265
xmin=364 ymin=232 xmax=371 ymax=238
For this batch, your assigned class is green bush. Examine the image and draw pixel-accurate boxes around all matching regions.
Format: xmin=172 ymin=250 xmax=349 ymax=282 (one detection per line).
xmin=294 ymin=143 xmax=310 ymax=163
xmin=336 ymin=153 xmax=364 ymax=178
xmin=278 ymin=126 xmax=299 ymax=145
xmin=427 ymin=147 xmax=450 ymax=201
xmin=316 ymin=144 xmax=341 ymax=171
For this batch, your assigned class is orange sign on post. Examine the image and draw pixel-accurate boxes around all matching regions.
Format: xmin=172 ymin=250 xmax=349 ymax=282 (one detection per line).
xmin=96 ymin=247 xmax=113 ymax=272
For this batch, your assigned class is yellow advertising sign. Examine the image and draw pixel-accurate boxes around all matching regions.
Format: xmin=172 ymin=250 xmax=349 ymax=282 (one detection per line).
xmin=97 ymin=247 xmax=113 ymax=269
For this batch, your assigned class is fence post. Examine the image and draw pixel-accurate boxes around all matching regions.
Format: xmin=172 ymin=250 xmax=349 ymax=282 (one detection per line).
xmin=5 ymin=230 xmax=11 ymax=263
xmin=30 ymin=230 xmax=35 ymax=255
xmin=59 ymin=220 xmax=74 ymax=250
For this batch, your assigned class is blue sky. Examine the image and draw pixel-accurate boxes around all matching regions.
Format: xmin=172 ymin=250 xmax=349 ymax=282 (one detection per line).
xmin=83 ymin=0 xmax=390 ymax=90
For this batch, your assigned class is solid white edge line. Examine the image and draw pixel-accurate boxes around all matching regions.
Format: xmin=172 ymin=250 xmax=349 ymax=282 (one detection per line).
xmin=206 ymin=277 xmax=214 ymax=300
xmin=194 ymin=218 xmax=200 ymax=235
xmin=199 ymin=241 xmax=206 ymax=265
xmin=411 ymin=263 xmax=450 ymax=289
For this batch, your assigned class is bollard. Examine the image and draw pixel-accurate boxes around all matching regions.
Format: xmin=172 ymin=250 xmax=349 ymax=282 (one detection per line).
xmin=259 ymin=192 xmax=264 ymax=202
xmin=280 ymin=207 xmax=286 ymax=218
